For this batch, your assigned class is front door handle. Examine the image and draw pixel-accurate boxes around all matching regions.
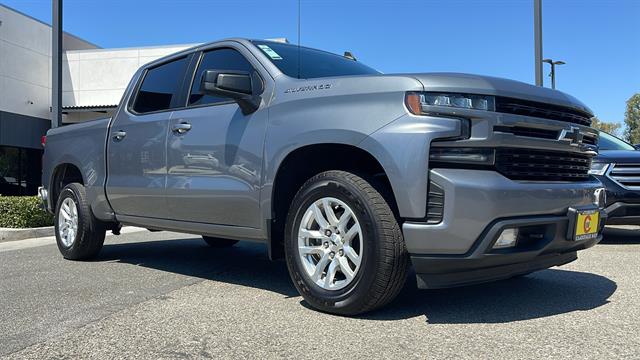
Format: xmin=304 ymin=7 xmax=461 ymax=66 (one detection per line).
xmin=172 ymin=122 xmax=192 ymax=134
xmin=112 ymin=130 xmax=127 ymax=141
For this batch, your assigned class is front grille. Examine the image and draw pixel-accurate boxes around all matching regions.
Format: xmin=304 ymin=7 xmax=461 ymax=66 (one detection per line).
xmin=494 ymin=125 xmax=598 ymax=146
xmin=608 ymin=164 xmax=640 ymax=190
xmin=426 ymin=181 xmax=444 ymax=224
xmin=583 ymin=135 xmax=597 ymax=146
xmin=494 ymin=125 xmax=557 ymax=140
xmin=495 ymin=97 xmax=592 ymax=127
xmin=495 ymin=148 xmax=591 ymax=181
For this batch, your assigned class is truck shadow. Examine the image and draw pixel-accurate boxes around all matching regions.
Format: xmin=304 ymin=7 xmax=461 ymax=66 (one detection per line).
xmin=97 ymin=238 xmax=299 ymax=298
xmin=97 ymin=237 xmax=616 ymax=324
xmin=361 ymin=269 xmax=616 ymax=323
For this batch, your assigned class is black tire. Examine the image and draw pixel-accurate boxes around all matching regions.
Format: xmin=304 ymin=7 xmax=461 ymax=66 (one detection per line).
xmin=202 ymin=236 xmax=239 ymax=248
xmin=54 ymin=183 xmax=106 ymax=260
xmin=284 ymin=170 xmax=409 ymax=316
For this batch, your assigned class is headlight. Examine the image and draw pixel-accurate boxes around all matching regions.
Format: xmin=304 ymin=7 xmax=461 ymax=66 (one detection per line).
xmin=429 ymin=147 xmax=495 ymax=165
xmin=406 ymin=92 xmax=496 ymax=115
xmin=588 ymin=162 xmax=609 ymax=175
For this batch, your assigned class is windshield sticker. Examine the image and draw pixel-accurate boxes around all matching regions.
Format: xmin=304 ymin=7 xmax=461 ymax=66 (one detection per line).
xmin=258 ymin=44 xmax=283 ymax=60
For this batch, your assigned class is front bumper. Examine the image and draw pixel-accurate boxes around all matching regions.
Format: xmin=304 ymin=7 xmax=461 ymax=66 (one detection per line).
xmin=403 ymin=168 xmax=605 ymax=289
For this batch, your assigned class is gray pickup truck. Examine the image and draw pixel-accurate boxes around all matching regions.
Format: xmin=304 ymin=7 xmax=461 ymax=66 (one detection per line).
xmin=41 ymin=38 xmax=606 ymax=315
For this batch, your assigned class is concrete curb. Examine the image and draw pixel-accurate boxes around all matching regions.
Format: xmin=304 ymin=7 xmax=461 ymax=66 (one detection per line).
xmin=0 ymin=226 xmax=54 ymax=243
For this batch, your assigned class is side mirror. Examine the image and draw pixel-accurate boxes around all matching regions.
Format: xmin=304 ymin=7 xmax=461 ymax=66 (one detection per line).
xmin=634 ymin=144 xmax=640 ymax=151
xmin=201 ymin=70 xmax=263 ymax=115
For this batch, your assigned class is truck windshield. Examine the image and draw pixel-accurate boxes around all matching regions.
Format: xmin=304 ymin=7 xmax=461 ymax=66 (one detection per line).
xmin=251 ymin=41 xmax=380 ymax=79
xmin=599 ymin=131 xmax=635 ymax=150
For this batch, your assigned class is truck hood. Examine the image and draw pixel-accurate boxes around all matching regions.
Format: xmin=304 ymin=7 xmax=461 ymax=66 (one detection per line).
xmin=596 ymin=150 xmax=640 ymax=163
xmin=404 ymin=72 xmax=593 ymax=115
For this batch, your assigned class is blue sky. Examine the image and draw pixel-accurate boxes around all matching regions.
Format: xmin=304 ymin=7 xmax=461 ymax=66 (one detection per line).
xmin=4 ymin=0 xmax=639 ymax=123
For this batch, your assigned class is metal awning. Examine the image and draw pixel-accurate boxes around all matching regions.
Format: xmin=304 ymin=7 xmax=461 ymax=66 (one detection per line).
xmin=62 ymin=105 xmax=118 ymax=113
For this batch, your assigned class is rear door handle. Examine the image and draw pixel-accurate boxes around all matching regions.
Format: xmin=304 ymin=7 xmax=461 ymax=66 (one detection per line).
xmin=112 ymin=130 xmax=127 ymax=141
xmin=172 ymin=122 xmax=192 ymax=134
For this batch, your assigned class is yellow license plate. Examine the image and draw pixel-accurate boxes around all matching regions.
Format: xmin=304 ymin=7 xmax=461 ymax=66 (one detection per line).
xmin=574 ymin=209 xmax=600 ymax=241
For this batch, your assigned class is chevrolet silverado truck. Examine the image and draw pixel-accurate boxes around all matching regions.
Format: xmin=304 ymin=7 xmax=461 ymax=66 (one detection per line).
xmin=40 ymin=39 xmax=606 ymax=315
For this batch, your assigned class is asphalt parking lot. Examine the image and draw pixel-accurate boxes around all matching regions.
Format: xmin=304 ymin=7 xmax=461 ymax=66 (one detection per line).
xmin=1 ymin=227 xmax=639 ymax=359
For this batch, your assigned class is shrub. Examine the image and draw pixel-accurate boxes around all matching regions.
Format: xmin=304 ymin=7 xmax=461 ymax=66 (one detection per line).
xmin=0 ymin=196 xmax=54 ymax=228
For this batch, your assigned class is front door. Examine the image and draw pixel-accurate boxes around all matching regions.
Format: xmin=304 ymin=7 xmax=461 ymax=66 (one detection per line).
xmin=106 ymin=55 xmax=191 ymax=219
xmin=165 ymin=47 xmax=267 ymax=228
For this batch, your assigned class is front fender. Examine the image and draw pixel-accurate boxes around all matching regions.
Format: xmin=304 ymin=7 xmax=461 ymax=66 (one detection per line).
xmin=359 ymin=113 xmax=463 ymax=218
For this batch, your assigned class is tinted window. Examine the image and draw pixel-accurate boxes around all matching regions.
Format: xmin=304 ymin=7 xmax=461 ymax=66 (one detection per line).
xmin=189 ymin=48 xmax=254 ymax=106
xmin=251 ymin=41 xmax=379 ymax=79
xmin=133 ymin=56 xmax=189 ymax=113
xmin=599 ymin=131 xmax=635 ymax=150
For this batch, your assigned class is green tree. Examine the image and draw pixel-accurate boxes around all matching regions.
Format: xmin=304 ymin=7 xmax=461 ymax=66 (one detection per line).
xmin=591 ymin=117 xmax=622 ymax=137
xmin=624 ymin=93 xmax=640 ymax=144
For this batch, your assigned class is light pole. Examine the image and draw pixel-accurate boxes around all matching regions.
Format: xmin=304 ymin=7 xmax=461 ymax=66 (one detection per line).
xmin=52 ymin=0 xmax=62 ymax=128
xmin=534 ymin=0 xmax=543 ymax=86
xmin=543 ymin=59 xmax=565 ymax=89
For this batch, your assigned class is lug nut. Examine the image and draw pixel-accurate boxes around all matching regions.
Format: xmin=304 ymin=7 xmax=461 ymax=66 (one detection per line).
xmin=325 ymin=229 xmax=332 ymax=236
xmin=338 ymin=249 xmax=344 ymax=256
xmin=323 ymin=242 xmax=329 ymax=248
xmin=329 ymin=252 xmax=335 ymax=259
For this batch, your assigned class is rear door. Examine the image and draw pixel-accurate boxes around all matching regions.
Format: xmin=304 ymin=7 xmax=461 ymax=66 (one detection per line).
xmin=106 ymin=55 xmax=191 ymax=219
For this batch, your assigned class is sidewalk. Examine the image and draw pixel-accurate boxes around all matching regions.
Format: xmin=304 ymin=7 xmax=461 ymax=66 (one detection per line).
xmin=0 ymin=227 xmax=147 ymax=252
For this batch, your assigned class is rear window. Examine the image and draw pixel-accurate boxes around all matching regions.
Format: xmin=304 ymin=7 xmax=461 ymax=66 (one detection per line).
xmin=251 ymin=41 xmax=379 ymax=79
xmin=133 ymin=56 xmax=190 ymax=113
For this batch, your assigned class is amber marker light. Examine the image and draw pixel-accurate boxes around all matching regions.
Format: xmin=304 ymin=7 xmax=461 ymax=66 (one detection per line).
xmin=405 ymin=92 xmax=423 ymax=115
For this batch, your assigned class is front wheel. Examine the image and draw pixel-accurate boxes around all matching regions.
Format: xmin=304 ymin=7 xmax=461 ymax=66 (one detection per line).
xmin=284 ymin=170 xmax=409 ymax=315
xmin=54 ymin=183 xmax=106 ymax=260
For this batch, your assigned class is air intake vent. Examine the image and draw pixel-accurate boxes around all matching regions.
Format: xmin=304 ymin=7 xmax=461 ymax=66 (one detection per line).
xmin=427 ymin=181 xmax=444 ymax=224
xmin=608 ymin=164 xmax=640 ymax=190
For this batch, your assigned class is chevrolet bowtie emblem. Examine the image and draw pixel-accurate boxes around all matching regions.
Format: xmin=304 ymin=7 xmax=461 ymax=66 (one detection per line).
xmin=558 ymin=126 xmax=584 ymax=146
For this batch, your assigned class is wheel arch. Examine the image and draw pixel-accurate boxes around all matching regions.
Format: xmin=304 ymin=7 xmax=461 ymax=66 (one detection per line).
xmin=50 ymin=162 xmax=85 ymax=211
xmin=266 ymin=143 xmax=398 ymax=260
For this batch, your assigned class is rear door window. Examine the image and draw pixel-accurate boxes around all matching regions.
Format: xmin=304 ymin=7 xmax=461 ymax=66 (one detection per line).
xmin=132 ymin=56 xmax=190 ymax=113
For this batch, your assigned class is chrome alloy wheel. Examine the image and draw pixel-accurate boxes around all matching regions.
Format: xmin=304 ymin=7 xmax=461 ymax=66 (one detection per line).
xmin=58 ymin=197 xmax=79 ymax=247
xmin=297 ymin=197 xmax=364 ymax=291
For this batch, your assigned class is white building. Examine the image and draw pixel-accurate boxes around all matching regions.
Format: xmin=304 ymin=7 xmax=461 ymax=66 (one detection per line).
xmin=0 ymin=4 xmax=193 ymax=195
xmin=62 ymin=44 xmax=195 ymax=122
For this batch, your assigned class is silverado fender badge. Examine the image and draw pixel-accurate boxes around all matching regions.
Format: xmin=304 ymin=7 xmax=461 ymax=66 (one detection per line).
xmin=284 ymin=84 xmax=332 ymax=94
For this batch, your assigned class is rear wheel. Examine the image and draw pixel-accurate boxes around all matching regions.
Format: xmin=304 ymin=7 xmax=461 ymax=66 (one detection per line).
xmin=202 ymin=236 xmax=239 ymax=248
xmin=285 ymin=170 xmax=409 ymax=315
xmin=54 ymin=183 xmax=106 ymax=260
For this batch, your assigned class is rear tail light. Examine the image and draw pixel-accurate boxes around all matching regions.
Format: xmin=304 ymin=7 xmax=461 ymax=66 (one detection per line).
xmin=41 ymin=135 xmax=46 ymax=147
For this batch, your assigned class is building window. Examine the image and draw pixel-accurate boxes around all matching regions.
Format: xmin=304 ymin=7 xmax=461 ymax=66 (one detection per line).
xmin=0 ymin=146 xmax=42 ymax=196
